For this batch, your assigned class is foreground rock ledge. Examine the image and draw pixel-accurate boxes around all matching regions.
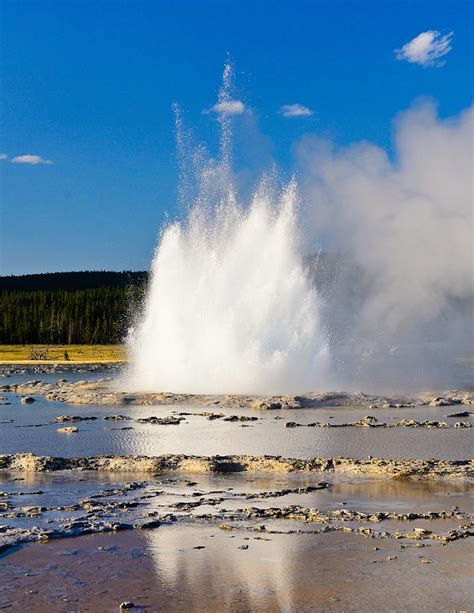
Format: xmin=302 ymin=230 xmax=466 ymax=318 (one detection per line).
xmin=0 ymin=453 xmax=472 ymax=479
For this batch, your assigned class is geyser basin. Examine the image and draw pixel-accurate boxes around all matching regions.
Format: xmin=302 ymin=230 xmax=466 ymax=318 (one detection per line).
xmin=126 ymin=64 xmax=473 ymax=394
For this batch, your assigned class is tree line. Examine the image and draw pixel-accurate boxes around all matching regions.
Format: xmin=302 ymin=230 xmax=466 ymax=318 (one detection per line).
xmin=0 ymin=272 xmax=147 ymax=344
xmin=0 ymin=270 xmax=148 ymax=291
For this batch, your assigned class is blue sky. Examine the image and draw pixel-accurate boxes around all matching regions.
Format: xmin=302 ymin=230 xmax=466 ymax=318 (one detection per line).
xmin=1 ymin=0 xmax=472 ymax=275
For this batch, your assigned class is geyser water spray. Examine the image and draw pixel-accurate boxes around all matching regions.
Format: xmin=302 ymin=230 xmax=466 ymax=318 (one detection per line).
xmin=127 ymin=64 xmax=329 ymax=394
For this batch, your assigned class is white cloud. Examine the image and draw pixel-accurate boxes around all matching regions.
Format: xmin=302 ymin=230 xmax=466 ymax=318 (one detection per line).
xmin=395 ymin=30 xmax=453 ymax=67
xmin=11 ymin=154 xmax=53 ymax=165
xmin=280 ymin=104 xmax=313 ymax=118
xmin=210 ymin=100 xmax=245 ymax=115
xmin=0 ymin=153 xmax=7 ymax=160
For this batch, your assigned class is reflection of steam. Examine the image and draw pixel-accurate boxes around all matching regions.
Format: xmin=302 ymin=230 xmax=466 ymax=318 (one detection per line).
xmin=143 ymin=527 xmax=297 ymax=611
xmin=298 ymin=102 xmax=474 ymax=389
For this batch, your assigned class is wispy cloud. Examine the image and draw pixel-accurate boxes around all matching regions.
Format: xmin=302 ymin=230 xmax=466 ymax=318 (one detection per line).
xmin=209 ymin=100 xmax=245 ymax=115
xmin=280 ymin=104 xmax=313 ymax=118
xmin=11 ymin=154 xmax=53 ymax=165
xmin=0 ymin=153 xmax=7 ymax=160
xmin=395 ymin=30 xmax=453 ymax=67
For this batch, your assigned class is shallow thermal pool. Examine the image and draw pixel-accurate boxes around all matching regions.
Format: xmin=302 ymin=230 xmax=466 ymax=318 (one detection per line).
xmin=0 ymin=377 xmax=472 ymax=460
xmin=1 ymin=371 xmax=473 ymax=612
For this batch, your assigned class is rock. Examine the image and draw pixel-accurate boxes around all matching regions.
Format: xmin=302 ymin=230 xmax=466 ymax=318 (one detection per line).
xmin=20 ymin=397 xmax=36 ymax=404
xmin=448 ymin=410 xmax=472 ymax=418
xmin=136 ymin=416 xmax=183 ymax=425
xmin=429 ymin=397 xmax=459 ymax=407
xmin=397 ymin=419 xmax=417 ymax=427
xmin=413 ymin=528 xmax=432 ymax=536
xmin=238 ymin=544 xmax=249 ymax=550
xmin=119 ymin=603 xmax=135 ymax=610
xmin=136 ymin=519 xmax=161 ymax=530
xmin=202 ymin=412 xmax=225 ymax=420
xmin=354 ymin=415 xmax=378 ymax=427
xmin=222 ymin=415 xmax=258 ymax=422
xmin=55 ymin=415 xmax=96 ymax=423
xmin=57 ymin=426 xmax=78 ymax=433
xmin=421 ymin=420 xmax=448 ymax=428
xmin=280 ymin=396 xmax=304 ymax=409
xmin=250 ymin=400 xmax=282 ymax=410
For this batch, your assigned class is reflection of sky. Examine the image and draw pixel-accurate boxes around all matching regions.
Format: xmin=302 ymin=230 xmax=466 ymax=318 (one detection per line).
xmin=0 ymin=391 xmax=473 ymax=459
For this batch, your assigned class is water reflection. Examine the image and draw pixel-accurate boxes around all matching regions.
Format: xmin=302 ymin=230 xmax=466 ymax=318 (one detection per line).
xmin=2 ymin=525 xmax=472 ymax=612
xmin=0 ymin=392 xmax=473 ymax=460
xmin=139 ymin=524 xmax=471 ymax=612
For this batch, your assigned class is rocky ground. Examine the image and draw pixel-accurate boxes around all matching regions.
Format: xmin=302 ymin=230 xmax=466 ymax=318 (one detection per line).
xmin=0 ymin=364 xmax=120 ymax=377
xmin=0 ymin=452 xmax=472 ymax=478
xmin=1 ymin=373 xmax=473 ymax=410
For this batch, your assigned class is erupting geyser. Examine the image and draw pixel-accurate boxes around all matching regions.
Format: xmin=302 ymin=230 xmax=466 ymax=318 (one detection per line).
xmin=127 ymin=64 xmax=329 ymax=394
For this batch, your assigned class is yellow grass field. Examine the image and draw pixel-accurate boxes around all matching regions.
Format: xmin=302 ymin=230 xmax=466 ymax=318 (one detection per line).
xmin=0 ymin=344 xmax=127 ymax=364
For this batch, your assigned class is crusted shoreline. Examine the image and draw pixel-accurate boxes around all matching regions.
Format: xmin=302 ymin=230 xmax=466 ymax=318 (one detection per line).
xmin=0 ymin=453 xmax=472 ymax=479
xmin=2 ymin=511 xmax=472 ymax=557
xmin=1 ymin=474 xmax=473 ymax=556
xmin=2 ymin=377 xmax=474 ymax=409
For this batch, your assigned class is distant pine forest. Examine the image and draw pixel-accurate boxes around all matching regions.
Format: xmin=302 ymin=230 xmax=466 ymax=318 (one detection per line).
xmin=0 ymin=271 xmax=149 ymax=344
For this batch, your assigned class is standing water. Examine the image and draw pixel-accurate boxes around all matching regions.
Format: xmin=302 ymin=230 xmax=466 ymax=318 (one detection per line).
xmin=127 ymin=64 xmax=329 ymax=394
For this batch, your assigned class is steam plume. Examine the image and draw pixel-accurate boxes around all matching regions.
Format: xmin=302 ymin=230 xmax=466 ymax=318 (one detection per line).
xmin=298 ymin=101 xmax=474 ymax=388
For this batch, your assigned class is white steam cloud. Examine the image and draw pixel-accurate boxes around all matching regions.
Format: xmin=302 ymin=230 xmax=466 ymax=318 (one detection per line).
xmin=298 ymin=101 xmax=473 ymax=389
xmin=395 ymin=30 xmax=453 ymax=67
